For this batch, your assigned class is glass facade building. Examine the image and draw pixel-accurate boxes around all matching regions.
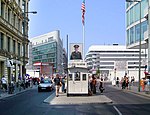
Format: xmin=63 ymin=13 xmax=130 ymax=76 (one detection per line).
xmin=126 ymin=0 xmax=148 ymax=48
xmin=32 ymin=42 xmax=57 ymax=67
xmin=30 ymin=30 xmax=63 ymax=74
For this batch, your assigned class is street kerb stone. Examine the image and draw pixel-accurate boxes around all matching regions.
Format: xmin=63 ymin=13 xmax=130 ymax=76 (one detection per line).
xmin=44 ymin=92 xmax=113 ymax=105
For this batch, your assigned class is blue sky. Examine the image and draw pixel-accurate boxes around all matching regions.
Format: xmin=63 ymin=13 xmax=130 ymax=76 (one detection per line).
xmin=29 ymin=0 xmax=126 ymax=54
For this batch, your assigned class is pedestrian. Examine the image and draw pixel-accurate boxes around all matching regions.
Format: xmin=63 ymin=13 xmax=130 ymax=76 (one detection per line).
xmin=99 ymin=78 xmax=105 ymax=93
xmin=92 ymin=75 xmax=97 ymax=94
xmin=89 ymin=75 xmax=93 ymax=92
xmin=116 ymin=77 xmax=119 ymax=87
xmin=126 ymin=77 xmax=129 ymax=89
xmin=131 ymin=76 xmax=135 ymax=86
xmin=61 ymin=77 xmax=65 ymax=92
xmin=1 ymin=75 xmax=7 ymax=91
xmin=121 ymin=76 xmax=126 ymax=89
xmin=54 ymin=74 xmax=61 ymax=97
xmin=140 ymin=78 xmax=146 ymax=91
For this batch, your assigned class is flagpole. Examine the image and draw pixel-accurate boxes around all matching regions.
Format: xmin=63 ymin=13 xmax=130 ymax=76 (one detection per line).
xmin=81 ymin=0 xmax=85 ymax=61
xmin=83 ymin=23 xmax=85 ymax=61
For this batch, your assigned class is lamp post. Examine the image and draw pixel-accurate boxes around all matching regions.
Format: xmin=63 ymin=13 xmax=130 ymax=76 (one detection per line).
xmin=126 ymin=0 xmax=141 ymax=92
xmin=66 ymin=34 xmax=69 ymax=96
xmin=148 ymin=0 xmax=150 ymax=74
xmin=22 ymin=0 xmax=37 ymax=86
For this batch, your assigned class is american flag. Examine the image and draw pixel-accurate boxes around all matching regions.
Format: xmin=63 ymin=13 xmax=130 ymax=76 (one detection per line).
xmin=81 ymin=0 xmax=85 ymax=25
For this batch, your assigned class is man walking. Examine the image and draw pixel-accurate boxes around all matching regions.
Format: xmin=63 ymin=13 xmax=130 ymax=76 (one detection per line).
xmin=54 ymin=74 xmax=61 ymax=97
xmin=1 ymin=75 xmax=7 ymax=91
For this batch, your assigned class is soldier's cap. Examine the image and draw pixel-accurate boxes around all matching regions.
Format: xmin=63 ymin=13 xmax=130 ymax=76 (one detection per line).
xmin=74 ymin=44 xmax=79 ymax=48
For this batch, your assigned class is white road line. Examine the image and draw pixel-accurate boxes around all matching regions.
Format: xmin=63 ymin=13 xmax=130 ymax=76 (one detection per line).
xmin=113 ymin=106 xmax=122 ymax=115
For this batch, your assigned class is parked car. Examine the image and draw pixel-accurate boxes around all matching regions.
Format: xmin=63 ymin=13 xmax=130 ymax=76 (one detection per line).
xmin=38 ymin=79 xmax=54 ymax=92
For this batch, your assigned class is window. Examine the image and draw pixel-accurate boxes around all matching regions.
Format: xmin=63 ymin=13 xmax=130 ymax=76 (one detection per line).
xmin=18 ymin=43 xmax=20 ymax=56
xmin=130 ymin=7 xmax=134 ymax=25
xmin=48 ymin=37 xmax=54 ymax=42
xmin=135 ymin=3 xmax=140 ymax=22
xmin=0 ymin=33 xmax=4 ymax=49
xmin=69 ymin=74 xmax=72 ymax=81
xmin=126 ymin=30 xmax=130 ymax=45
xmin=130 ymin=27 xmax=134 ymax=44
xmin=141 ymin=20 xmax=147 ymax=40
xmin=18 ymin=19 xmax=21 ymax=31
xmin=126 ymin=11 xmax=129 ymax=27
xmin=8 ymin=8 xmax=11 ymax=23
xmin=1 ymin=2 xmax=5 ymax=18
xmin=141 ymin=0 xmax=148 ymax=18
xmin=82 ymin=74 xmax=86 ymax=81
xmin=18 ymin=0 xmax=21 ymax=7
xmin=75 ymin=72 xmax=80 ymax=81
xmin=8 ymin=37 xmax=10 ymax=52
xmin=13 ymin=40 xmax=16 ymax=53
xmin=14 ymin=14 xmax=16 ymax=27
xmin=135 ymin=24 xmax=140 ymax=42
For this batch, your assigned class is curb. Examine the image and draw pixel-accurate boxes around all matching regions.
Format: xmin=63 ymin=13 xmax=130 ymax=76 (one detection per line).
xmin=43 ymin=92 xmax=55 ymax=103
xmin=125 ymin=89 xmax=150 ymax=99
xmin=108 ymin=85 xmax=150 ymax=99
xmin=44 ymin=92 xmax=113 ymax=105
xmin=0 ymin=87 xmax=36 ymax=100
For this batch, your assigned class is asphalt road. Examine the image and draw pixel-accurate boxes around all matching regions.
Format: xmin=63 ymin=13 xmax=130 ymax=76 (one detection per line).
xmin=0 ymin=84 xmax=150 ymax=115
xmin=0 ymin=88 xmax=118 ymax=115
xmin=104 ymin=83 xmax=150 ymax=115
xmin=0 ymin=88 xmax=52 ymax=115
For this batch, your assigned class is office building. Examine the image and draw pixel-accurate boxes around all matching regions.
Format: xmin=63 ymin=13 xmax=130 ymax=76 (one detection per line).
xmin=85 ymin=44 xmax=147 ymax=81
xmin=30 ymin=30 xmax=64 ymax=75
xmin=126 ymin=0 xmax=148 ymax=49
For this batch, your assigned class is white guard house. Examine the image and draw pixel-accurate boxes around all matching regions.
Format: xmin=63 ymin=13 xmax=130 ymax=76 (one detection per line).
xmin=67 ymin=61 xmax=89 ymax=96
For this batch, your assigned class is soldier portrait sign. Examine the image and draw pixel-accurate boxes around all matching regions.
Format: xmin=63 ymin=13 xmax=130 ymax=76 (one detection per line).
xmin=70 ymin=43 xmax=83 ymax=60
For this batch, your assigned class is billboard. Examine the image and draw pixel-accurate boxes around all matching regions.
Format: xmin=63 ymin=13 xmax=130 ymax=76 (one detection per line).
xmin=70 ymin=43 xmax=83 ymax=60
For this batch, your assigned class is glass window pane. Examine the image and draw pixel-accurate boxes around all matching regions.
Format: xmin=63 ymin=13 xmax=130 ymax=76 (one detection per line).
xmin=82 ymin=74 xmax=86 ymax=81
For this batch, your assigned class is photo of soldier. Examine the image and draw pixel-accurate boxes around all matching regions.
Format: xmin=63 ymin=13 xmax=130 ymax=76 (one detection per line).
xmin=70 ymin=44 xmax=82 ymax=60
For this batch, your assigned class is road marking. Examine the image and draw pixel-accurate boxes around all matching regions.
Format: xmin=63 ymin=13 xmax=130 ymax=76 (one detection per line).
xmin=113 ymin=106 xmax=122 ymax=115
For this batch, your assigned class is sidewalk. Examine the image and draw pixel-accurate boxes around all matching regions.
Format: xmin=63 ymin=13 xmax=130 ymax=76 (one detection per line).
xmin=109 ymin=84 xmax=150 ymax=98
xmin=0 ymin=85 xmax=37 ymax=99
xmin=44 ymin=91 xmax=113 ymax=105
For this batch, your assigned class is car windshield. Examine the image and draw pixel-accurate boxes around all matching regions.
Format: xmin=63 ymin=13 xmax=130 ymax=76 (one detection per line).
xmin=41 ymin=80 xmax=51 ymax=84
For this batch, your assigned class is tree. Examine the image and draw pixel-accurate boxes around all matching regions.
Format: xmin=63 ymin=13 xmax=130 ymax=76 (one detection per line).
xmin=96 ymin=67 xmax=100 ymax=78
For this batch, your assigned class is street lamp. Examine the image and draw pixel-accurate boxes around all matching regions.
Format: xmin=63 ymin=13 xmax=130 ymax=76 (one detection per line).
xmin=22 ymin=0 xmax=37 ymax=86
xmin=126 ymin=0 xmax=141 ymax=92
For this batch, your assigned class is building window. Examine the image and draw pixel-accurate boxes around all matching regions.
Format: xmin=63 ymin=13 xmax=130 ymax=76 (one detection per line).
xmin=18 ymin=43 xmax=20 ymax=56
xmin=8 ymin=37 xmax=10 ymax=52
xmin=8 ymin=8 xmax=11 ymax=23
xmin=18 ymin=19 xmax=21 ymax=31
xmin=75 ymin=72 xmax=80 ymax=81
xmin=0 ymin=33 xmax=4 ymax=49
xmin=82 ymin=74 xmax=86 ymax=81
xmin=48 ymin=37 xmax=54 ymax=42
xmin=1 ymin=2 xmax=5 ymax=18
xmin=130 ymin=27 xmax=134 ymax=44
xmin=18 ymin=0 xmax=21 ymax=7
xmin=135 ymin=3 xmax=140 ymax=22
xmin=13 ymin=40 xmax=16 ymax=53
xmin=141 ymin=20 xmax=147 ymax=40
xmin=14 ymin=14 xmax=16 ymax=27
xmin=135 ymin=23 xmax=140 ymax=42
